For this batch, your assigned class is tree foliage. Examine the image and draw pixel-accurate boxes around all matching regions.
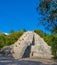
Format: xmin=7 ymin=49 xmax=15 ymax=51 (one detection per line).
xmin=0 ymin=30 xmax=24 ymax=49
xmin=37 ymin=0 xmax=57 ymax=33
xmin=37 ymin=0 xmax=57 ymax=58
xmin=44 ymin=34 xmax=57 ymax=58
xmin=34 ymin=29 xmax=47 ymax=38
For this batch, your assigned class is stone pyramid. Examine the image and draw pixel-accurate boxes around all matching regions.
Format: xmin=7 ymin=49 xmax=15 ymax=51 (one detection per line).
xmin=12 ymin=31 xmax=53 ymax=59
xmin=0 ymin=31 xmax=53 ymax=59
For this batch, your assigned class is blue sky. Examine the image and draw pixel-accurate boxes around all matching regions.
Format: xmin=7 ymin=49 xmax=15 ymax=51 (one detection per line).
xmin=0 ymin=0 xmax=50 ymax=34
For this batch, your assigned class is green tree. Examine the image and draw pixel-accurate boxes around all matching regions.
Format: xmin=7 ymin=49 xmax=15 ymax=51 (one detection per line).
xmin=7 ymin=31 xmax=24 ymax=45
xmin=22 ymin=29 xmax=26 ymax=32
xmin=34 ymin=30 xmax=47 ymax=38
xmin=0 ymin=34 xmax=7 ymax=48
xmin=0 ymin=31 xmax=24 ymax=49
xmin=10 ymin=30 xmax=15 ymax=33
xmin=37 ymin=0 xmax=57 ymax=33
xmin=44 ymin=34 xmax=57 ymax=58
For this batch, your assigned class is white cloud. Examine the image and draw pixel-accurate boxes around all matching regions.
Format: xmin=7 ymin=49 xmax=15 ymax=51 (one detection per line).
xmin=4 ymin=33 xmax=9 ymax=35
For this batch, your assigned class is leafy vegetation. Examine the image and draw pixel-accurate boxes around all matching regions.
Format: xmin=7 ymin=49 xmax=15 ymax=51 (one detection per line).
xmin=0 ymin=30 xmax=25 ymax=49
xmin=44 ymin=34 xmax=57 ymax=58
xmin=34 ymin=30 xmax=47 ymax=38
xmin=37 ymin=0 xmax=57 ymax=33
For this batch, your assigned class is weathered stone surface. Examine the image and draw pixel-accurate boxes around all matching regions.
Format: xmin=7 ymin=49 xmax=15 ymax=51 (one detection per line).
xmin=0 ymin=31 xmax=53 ymax=59
xmin=30 ymin=33 xmax=53 ymax=59
xmin=12 ymin=31 xmax=53 ymax=59
xmin=0 ymin=45 xmax=13 ymax=57
xmin=12 ymin=31 xmax=34 ymax=59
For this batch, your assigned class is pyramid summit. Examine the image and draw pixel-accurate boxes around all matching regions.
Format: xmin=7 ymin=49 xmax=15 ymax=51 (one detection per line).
xmin=0 ymin=31 xmax=53 ymax=59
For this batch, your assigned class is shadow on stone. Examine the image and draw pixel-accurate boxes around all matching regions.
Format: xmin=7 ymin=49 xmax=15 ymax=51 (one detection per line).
xmin=22 ymin=46 xmax=31 ymax=58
